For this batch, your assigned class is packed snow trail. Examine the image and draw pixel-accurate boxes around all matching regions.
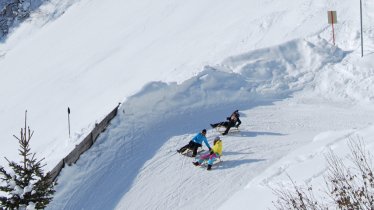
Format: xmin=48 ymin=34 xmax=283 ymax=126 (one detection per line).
xmin=49 ymin=96 xmax=374 ymax=210
xmin=116 ymin=98 xmax=374 ymax=210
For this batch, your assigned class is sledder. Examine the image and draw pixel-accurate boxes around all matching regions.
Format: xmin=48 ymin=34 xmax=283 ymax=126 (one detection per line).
xmin=177 ymin=129 xmax=211 ymax=157
xmin=210 ymin=110 xmax=241 ymax=135
xmin=214 ymin=124 xmax=240 ymax=135
xmin=193 ymin=136 xmax=222 ymax=170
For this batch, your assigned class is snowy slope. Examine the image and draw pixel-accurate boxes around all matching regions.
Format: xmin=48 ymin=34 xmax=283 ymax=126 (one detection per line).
xmin=1 ymin=0 xmax=374 ymax=209
xmin=1 ymin=0 xmax=370 ymax=168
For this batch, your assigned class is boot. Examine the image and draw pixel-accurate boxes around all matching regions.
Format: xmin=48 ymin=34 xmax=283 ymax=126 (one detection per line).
xmin=191 ymin=149 xmax=198 ymax=157
xmin=193 ymin=162 xmax=200 ymax=166
xmin=207 ymin=164 xmax=212 ymax=170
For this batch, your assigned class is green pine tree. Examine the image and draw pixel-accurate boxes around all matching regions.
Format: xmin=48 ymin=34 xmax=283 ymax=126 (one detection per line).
xmin=0 ymin=111 xmax=55 ymax=209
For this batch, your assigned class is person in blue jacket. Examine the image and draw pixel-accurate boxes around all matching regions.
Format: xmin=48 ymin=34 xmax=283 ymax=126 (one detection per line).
xmin=177 ymin=129 xmax=211 ymax=157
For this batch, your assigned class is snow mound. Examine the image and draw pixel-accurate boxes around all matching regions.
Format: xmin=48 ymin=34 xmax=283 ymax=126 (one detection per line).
xmin=219 ymin=38 xmax=347 ymax=95
xmin=313 ymin=52 xmax=374 ymax=104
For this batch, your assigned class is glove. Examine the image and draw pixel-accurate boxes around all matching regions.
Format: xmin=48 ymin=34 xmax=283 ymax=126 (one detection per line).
xmin=226 ymin=117 xmax=230 ymax=120
xmin=210 ymin=150 xmax=214 ymax=155
xmin=235 ymin=125 xmax=239 ymax=128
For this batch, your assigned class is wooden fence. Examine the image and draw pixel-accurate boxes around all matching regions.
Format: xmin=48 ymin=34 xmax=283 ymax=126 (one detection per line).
xmin=48 ymin=104 xmax=120 ymax=183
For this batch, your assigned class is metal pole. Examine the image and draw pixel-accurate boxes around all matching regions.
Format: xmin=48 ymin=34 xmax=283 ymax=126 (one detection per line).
xmin=68 ymin=107 xmax=71 ymax=138
xmin=360 ymin=0 xmax=363 ymax=57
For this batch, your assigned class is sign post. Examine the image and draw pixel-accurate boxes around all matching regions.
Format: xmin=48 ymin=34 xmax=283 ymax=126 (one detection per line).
xmin=327 ymin=11 xmax=337 ymax=45
xmin=67 ymin=107 xmax=71 ymax=138
xmin=360 ymin=0 xmax=363 ymax=57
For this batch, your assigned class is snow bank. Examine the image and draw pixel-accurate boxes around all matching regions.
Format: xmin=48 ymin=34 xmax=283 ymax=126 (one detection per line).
xmin=220 ymin=125 xmax=374 ymax=210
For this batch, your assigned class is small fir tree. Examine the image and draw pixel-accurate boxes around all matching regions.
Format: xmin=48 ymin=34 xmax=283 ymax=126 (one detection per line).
xmin=0 ymin=111 xmax=55 ymax=209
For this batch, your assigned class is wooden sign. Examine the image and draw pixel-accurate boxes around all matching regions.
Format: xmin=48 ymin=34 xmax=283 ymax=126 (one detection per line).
xmin=328 ymin=11 xmax=337 ymax=24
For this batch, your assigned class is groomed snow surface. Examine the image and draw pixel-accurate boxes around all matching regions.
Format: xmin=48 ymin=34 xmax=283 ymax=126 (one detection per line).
xmin=1 ymin=0 xmax=374 ymax=209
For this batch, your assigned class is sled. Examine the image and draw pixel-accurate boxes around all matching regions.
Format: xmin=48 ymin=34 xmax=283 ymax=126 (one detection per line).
xmin=180 ymin=148 xmax=205 ymax=157
xmin=194 ymin=154 xmax=223 ymax=170
xmin=199 ymin=156 xmax=222 ymax=165
xmin=215 ymin=125 xmax=240 ymax=135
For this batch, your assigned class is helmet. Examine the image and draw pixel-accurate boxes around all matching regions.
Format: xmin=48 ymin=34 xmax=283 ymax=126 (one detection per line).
xmin=214 ymin=136 xmax=221 ymax=145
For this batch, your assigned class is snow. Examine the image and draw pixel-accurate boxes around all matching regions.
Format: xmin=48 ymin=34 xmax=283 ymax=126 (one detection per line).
xmin=26 ymin=202 xmax=36 ymax=210
xmin=0 ymin=0 xmax=374 ymax=209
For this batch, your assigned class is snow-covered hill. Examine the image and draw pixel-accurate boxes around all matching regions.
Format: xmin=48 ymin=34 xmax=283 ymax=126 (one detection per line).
xmin=1 ymin=0 xmax=374 ymax=209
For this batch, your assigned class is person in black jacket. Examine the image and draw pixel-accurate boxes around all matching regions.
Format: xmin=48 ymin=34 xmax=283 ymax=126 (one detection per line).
xmin=210 ymin=110 xmax=241 ymax=135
